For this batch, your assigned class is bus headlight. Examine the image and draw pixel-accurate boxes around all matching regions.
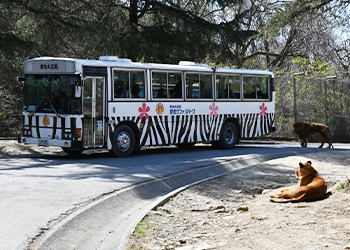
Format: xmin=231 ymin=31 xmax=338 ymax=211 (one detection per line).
xmin=23 ymin=129 xmax=32 ymax=137
xmin=64 ymin=133 xmax=72 ymax=139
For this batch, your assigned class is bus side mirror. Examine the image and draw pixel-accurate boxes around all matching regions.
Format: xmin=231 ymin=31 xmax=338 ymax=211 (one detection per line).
xmin=17 ymin=77 xmax=26 ymax=89
xmin=75 ymin=85 xmax=82 ymax=98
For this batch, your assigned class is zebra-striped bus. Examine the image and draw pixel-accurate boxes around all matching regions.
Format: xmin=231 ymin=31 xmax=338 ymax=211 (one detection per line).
xmin=18 ymin=56 xmax=275 ymax=157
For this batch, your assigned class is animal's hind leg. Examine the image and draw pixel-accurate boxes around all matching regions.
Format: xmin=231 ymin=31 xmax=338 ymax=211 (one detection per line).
xmin=324 ymin=132 xmax=333 ymax=148
xmin=301 ymin=138 xmax=307 ymax=148
xmin=318 ymin=133 xmax=325 ymax=148
xmin=327 ymin=139 xmax=333 ymax=148
xmin=270 ymin=189 xmax=294 ymax=199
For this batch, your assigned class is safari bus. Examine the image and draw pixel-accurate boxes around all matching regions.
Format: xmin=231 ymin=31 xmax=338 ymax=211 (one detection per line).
xmin=18 ymin=56 xmax=275 ymax=157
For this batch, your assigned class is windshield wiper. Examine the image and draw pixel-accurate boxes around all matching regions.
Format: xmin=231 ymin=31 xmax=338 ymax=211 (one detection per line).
xmin=47 ymin=97 xmax=61 ymax=117
xmin=30 ymin=96 xmax=61 ymax=117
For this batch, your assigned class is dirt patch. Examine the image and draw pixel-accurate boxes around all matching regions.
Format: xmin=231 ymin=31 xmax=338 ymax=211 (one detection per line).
xmin=0 ymin=140 xmax=62 ymax=156
xmin=128 ymin=150 xmax=350 ymax=250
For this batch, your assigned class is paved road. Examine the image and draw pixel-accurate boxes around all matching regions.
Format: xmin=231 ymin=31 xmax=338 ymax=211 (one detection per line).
xmin=0 ymin=141 xmax=349 ymax=250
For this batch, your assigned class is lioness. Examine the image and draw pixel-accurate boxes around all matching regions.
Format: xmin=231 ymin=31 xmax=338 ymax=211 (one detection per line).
xmin=293 ymin=121 xmax=333 ymax=148
xmin=270 ymin=161 xmax=327 ymax=203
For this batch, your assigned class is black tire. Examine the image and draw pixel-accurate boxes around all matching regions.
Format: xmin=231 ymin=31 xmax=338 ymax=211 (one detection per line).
xmin=218 ymin=121 xmax=238 ymax=149
xmin=111 ymin=125 xmax=135 ymax=157
xmin=61 ymin=147 xmax=82 ymax=155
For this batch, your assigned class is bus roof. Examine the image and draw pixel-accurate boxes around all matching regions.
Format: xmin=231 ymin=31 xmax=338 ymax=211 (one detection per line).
xmin=24 ymin=56 xmax=274 ymax=77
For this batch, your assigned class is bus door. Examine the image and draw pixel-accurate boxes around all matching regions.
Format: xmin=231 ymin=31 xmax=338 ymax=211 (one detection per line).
xmin=83 ymin=77 xmax=105 ymax=148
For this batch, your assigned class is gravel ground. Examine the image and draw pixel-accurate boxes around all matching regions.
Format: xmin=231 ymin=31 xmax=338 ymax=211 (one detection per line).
xmin=127 ymin=150 xmax=350 ymax=250
xmin=0 ymin=139 xmax=63 ymax=156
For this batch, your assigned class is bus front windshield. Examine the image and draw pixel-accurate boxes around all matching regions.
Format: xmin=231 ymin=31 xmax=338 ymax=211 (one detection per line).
xmin=23 ymin=74 xmax=82 ymax=114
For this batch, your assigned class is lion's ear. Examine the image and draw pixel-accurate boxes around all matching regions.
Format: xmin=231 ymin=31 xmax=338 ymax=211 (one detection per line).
xmin=299 ymin=162 xmax=304 ymax=167
xmin=307 ymin=160 xmax=312 ymax=165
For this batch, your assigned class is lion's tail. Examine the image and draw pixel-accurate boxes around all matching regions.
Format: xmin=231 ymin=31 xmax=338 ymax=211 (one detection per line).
xmin=270 ymin=193 xmax=307 ymax=203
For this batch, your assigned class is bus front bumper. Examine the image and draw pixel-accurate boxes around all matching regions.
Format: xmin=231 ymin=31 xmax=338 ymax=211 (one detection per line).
xmin=19 ymin=137 xmax=72 ymax=148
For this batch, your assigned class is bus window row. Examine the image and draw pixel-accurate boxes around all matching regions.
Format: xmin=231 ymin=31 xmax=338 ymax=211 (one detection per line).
xmin=113 ymin=69 xmax=270 ymax=101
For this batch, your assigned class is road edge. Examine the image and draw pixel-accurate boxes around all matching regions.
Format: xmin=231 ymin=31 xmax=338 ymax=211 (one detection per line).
xmin=31 ymin=149 xmax=323 ymax=250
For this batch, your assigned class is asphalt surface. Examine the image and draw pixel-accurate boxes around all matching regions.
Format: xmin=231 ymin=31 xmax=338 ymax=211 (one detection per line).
xmin=0 ymin=141 xmax=349 ymax=250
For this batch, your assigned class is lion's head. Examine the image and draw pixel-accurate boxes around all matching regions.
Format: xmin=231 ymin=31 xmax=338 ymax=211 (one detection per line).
xmin=293 ymin=122 xmax=304 ymax=135
xmin=296 ymin=160 xmax=317 ymax=178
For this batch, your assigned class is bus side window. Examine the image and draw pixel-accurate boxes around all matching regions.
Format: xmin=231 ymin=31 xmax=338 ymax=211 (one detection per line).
xmin=153 ymin=72 xmax=167 ymax=98
xmin=216 ymin=75 xmax=240 ymax=99
xmin=169 ymin=73 xmax=182 ymax=99
xmin=114 ymin=70 xmax=129 ymax=98
xmin=243 ymin=76 xmax=256 ymax=99
xmin=200 ymin=74 xmax=212 ymax=99
xmin=228 ymin=76 xmax=240 ymax=99
xmin=260 ymin=77 xmax=269 ymax=99
xmin=186 ymin=73 xmax=199 ymax=99
xmin=216 ymin=75 xmax=228 ymax=99
xmin=131 ymin=71 xmax=145 ymax=98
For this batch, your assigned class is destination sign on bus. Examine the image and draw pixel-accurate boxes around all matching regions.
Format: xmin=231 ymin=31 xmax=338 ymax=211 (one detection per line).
xmin=40 ymin=64 xmax=58 ymax=70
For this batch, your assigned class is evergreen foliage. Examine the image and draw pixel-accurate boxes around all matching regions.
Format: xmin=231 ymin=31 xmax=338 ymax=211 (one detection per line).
xmin=0 ymin=0 xmax=349 ymax=139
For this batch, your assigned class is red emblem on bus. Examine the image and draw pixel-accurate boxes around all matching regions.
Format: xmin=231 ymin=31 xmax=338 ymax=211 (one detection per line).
xmin=42 ymin=115 xmax=50 ymax=127
xmin=139 ymin=103 xmax=150 ymax=119
xmin=260 ymin=103 xmax=267 ymax=116
xmin=209 ymin=102 xmax=218 ymax=117
xmin=156 ymin=103 xmax=164 ymax=115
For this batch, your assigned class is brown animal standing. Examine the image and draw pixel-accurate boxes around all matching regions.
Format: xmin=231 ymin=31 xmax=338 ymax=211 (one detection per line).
xmin=293 ymin=121 xmax=333 ymax=148
xmin=270 ymin=161 xmax=327 ymax=203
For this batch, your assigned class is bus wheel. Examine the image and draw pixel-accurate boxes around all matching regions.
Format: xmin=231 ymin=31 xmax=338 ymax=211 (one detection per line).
xmin=219 ymin=122 xmax=238 ymax=149
xmin=112 ymin=125 xmax=135 ymax=157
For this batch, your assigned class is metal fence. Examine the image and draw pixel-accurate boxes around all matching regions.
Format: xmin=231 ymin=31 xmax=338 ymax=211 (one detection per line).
xmin=274 ymin=75 xmax=350 ymax=142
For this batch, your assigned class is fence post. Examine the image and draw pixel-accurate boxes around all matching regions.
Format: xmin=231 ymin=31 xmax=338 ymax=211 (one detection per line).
xmin=324 ymin=76 xmax=337 ymax=125
xmin=292 ymin=72 xmax=304 ymax=123
xmin=293 ymin=77 xmax=297 ymax=123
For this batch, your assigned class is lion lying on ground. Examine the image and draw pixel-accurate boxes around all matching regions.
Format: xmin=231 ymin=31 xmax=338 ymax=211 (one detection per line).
xmin=293 ymin=121 xmax=333 ymax=148
xmin=270 ymin=161 xmax=327 ymax=203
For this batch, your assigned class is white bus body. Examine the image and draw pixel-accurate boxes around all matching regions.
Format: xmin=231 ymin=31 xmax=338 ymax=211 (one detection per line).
xmin=19 ymin=56 xmax=275 ymax=156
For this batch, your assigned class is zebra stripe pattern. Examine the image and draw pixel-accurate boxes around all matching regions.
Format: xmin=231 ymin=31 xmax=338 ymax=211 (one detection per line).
xmin=108 ymin=112 xmax=275 ymax=147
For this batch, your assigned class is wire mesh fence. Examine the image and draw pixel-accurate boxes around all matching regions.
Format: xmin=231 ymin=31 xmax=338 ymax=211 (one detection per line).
xmin=274 ymin=74 xmax=350 ymax=142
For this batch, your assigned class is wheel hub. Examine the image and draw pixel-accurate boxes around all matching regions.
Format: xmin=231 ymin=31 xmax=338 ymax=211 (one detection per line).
xmin=117 ymin=132 xmax=130 ymax=151
xmin=225 ymin=128 xmax=234 ymax=144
